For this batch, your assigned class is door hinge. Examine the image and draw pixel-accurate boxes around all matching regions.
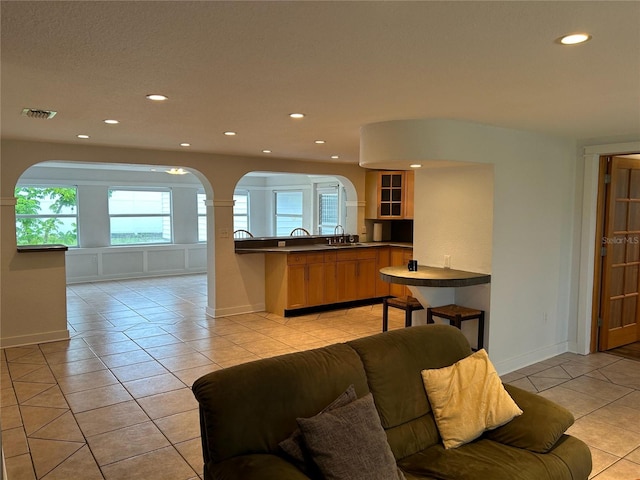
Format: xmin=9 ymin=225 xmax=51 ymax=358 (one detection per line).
xmin=597 ymin=317 xmax=603 ymax=327
xmin=601 ymin=246 xmax=607 ymax=257
xmin=604 ymin=174 xmax=611 ymax=184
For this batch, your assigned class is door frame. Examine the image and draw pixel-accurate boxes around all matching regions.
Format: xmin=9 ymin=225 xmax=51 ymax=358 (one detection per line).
xmin=578 ymin=142 xmax=640 ymax=354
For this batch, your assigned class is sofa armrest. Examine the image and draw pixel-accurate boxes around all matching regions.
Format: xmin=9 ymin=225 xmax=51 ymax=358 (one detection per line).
xmin=483 ymin=384 xmax=574 ymax=453
xmin=206 ymin=454 xmax=312 ymax=480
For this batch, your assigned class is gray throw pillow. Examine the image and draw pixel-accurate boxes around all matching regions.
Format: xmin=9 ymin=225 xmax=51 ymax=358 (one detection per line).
xmin=297 ymin=393 xmax=405 ymax=480
xmin=279 ymin=384 xmax=357 ymax=472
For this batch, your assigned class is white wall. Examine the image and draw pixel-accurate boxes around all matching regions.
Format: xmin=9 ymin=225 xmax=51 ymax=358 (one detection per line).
xmin=361 ymin=119 xmax=578 ymax=373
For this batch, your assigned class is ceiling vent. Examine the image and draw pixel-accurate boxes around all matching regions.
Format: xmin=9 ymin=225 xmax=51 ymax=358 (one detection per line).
xmin=22 ymin=108 xmax=57 ymax=119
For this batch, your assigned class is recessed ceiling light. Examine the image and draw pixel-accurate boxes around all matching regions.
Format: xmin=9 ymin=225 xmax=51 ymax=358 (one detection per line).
xmin=146 ymin=94 xmax=168 ymax=101
xmin=262 ymin=149 xmax=272 ymax=154
xmin=315 ymin=140 xmax=326 ymax=144
xmin=224 ymin=131 xmax=237 ymax=136
xmin=103 ymin=119 xmax=119 ymax=124
xmin=558 ymin=33 xmax=592 ymax=45
xmin=77 ymin=134 xmax=90 ymax=139
xmin=166 ymin=168 xmax=189 ymax=175
xmin=289 ymin=113 xmax=305 ymax=119
xmin=331 ymin=155 xmax=340 ymax=159
xmin=180 ymin=143 xmax=191 ymax=147
xmin=410 ymin=164 xmax=422 ymax=168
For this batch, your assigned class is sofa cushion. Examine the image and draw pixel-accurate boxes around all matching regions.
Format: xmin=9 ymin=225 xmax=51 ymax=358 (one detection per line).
xmin=192 ymin=343 xmax=369 ymax=464
xmin=279 ymin=384 xmax=357 ymax=473
xmin=209 ymin=453 xmax=312 ymax=480
xmin=484 ymin=384 xmax=574 ymax=453
xmin=347 ymin=325 xmax=471 ymax=459
xmin=398 ymin=438 xmax=579 ymax=480
xmin=297 ymin=393 xmax=405 ymax=480
xmin=421 ymin=349 xmax=522 ymax=449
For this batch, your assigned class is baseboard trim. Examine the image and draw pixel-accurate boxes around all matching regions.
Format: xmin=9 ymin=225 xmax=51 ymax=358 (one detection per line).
xmin=206 ymin=303 xmax=266 ymax=318
xmin=0 ymin=329 xmax=70 ymax=349
xmin=494 ymin=341 xmax=569 ymax=376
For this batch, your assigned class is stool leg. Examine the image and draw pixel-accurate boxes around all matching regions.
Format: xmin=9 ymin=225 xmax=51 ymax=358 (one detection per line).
xmin=426 ymin=308 xmax=434 ymax=324
xmin=382 ymin=298 xmax=389 ymax=332
xmin=405 ymin=307 xmax=412 ymax=328
xmin=477 ymin=312 xmax=485 ymax=350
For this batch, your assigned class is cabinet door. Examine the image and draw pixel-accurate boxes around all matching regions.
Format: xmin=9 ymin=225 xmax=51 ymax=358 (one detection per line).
xmin=390 ymin=248 xmax=413 ymax=297
xmin=336 ymin=260 xmax=358 ymax=302
xmin=375 ymin=247 xmax=391 ymax=297
xmin=356 ymin=258 xmax=377 ymax=299
xmin=287 ymin=264 xmax=307 ymax=308
xmin=324 ymin=262 xmax=338 ymax=304
xmin=307 ymin=262 xmax=325 ymax=306
xmin=404 ymin=170 xmax=414 ymax=219
xmin=379 ymin=172 xmax=404 ymax=218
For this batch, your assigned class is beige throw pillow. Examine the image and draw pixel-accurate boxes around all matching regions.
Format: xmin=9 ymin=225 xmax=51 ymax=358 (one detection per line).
xmin=421 ymin=349 xmax=523 ymax=449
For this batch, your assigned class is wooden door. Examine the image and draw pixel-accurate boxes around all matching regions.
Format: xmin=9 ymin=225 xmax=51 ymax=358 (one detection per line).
xmin=599 ymin=156 xmax=640 ymax=350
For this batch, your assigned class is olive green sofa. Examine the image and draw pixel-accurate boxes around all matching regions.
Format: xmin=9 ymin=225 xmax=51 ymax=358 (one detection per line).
xmin=192 ymin=324 xmax=592 ymax=480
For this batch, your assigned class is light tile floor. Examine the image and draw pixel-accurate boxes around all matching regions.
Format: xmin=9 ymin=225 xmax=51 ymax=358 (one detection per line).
xmin=1 ymin=274 xmax=639 ymax=479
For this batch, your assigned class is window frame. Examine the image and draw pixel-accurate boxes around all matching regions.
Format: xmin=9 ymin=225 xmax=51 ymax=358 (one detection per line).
xmin=233 ymin=190 xmax=250 ymax=233
xmin=274 ymin=189 xmax=304 ymax=236
xmin=108 ymin=187 xmax=173 ymax=246
xmin=14 ymin=184 xmax=79 ymax=247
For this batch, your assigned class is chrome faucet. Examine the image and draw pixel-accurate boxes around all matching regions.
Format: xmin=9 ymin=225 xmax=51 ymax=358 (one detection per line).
xmin=334 ymin=225 xmax=345 ymax=243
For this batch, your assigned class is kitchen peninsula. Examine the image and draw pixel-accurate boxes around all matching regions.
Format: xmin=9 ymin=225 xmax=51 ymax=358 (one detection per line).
xmin=236 ymin=237 xmax=412 ymax=316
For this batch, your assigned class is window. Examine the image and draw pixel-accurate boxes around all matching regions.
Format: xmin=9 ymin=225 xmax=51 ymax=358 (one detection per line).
xmin=317 ymin=185 xmax=339 ymax=234
xmin=108 ymin=188 xmax=172 ymax=245
xmin=233 ymin=191 xmax=249 ymax=232
xmin=275 ymin=190 xmax=303 ymax=236
xmin=197 ymin=192 xmax=207 ymax=242
xmin=15 ymin=186 xmax=78 ymax=246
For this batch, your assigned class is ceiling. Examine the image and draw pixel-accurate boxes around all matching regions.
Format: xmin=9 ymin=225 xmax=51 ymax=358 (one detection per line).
xmin=2 ymin=1 xmax=639 ymax=165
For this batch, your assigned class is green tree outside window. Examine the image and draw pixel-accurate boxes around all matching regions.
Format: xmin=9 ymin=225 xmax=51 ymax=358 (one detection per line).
xmin=15 ymin=186 xmax=78 ymax=246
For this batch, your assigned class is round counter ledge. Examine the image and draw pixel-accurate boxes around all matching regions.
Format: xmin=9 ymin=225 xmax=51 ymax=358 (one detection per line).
xmin=380 ymin=265 xmax=490 ymax=288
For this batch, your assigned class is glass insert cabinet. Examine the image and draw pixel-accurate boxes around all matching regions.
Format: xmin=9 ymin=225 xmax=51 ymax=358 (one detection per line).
xmin=365 ymin=170 xmax=414 ymax=219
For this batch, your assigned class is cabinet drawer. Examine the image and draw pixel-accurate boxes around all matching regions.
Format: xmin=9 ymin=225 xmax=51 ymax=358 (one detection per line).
xmin=323 ymin=252 xmax=337 ymax=262
xmin=306 ymin=253 xmax=326 ymax=264
xmin=357 ymin=248 xmax=377 ymax=260
xmin=287 ymin=254 xmax=307 ymax=265
xmin=336 ymin=250 xmax=360 ymax=261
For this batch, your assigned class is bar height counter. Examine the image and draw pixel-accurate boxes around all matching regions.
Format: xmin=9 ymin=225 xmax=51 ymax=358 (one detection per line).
xmin=379 ymin=265 xmax=490 ymax=288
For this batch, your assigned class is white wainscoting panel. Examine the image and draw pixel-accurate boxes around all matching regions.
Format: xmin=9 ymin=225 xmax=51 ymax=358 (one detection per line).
xmin=66 ymin=244 xmax=207 ymax=283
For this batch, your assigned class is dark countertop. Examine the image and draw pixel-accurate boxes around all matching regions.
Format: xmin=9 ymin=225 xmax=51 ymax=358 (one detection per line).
xmin=17 ymin=244 xmax=69 ymax=253
xmin=380 ymin=265 xmax=491 ymax=288
xmin=235 ymin=242 xmax=412 ymax=254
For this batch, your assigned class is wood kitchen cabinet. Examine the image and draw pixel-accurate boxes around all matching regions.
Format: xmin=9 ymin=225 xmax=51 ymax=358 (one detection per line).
xmin=365 ymin=170 xmax=414 ymax=220
xmin=335 ymin=249 xmax=377 ymax=302
xmin=266 ymin=252 xmax=333 ymax=315
xmin=266 ymin=247 xmax=383 ymax=316
xmin=389 ymin=247 xmax=413 ymax=297
xmin=375 ymin=247 xmax=391 ymax=297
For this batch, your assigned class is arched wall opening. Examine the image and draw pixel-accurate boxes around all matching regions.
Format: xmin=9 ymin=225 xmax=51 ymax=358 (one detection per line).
xmin=15 ymin=161 xmax=212 ymax=284
xmin=233 ymin=171 xmax=359 ymax=238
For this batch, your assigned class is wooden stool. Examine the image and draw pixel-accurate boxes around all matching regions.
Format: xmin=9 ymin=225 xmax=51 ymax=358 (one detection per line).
xmin=427 ymin=304 xmax=485 ymax=350
xmin=382 ymin=296 xmax=424 ymax=332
